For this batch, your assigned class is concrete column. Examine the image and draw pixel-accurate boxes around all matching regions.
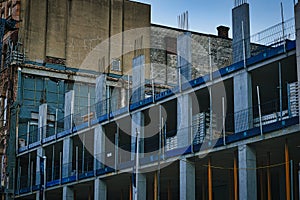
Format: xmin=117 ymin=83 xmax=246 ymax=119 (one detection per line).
xmin=131 ymin=55 xmax=146 ymax=200
xmin=179 ymin=158 xmax=195 ymax=200
xmin=35 ymin=148 xmax=45 ymax=200
xmin=38 ymin=104 xmax=47 ymax=140
xmin=177 ymin=94 xmax=192 ymax=148
xmin=238 ymin=144 xmax=257 ymax=200
xmin=177 ymin=32 xmax=192 ymax=85
xmin=36 ymin=104 xmax=47 ymax=200
xmin=232 ymin=3 xmax=251 ymax=63
xmin=64 ymin=91 xmax=74 ymax=130
xmin=63 ymin=186 xmax=74 ymax=200
xmin=94 ymin=178 xmax=107 ymax=200
xmin=133 ymin=174 xmax=147 ymax=200
xmin=234 ymin=71 xmax=252 ymax=132
xmin=95 ymin=74 xmax=107 ymax=117
xmin=132 ymin=55 xmax=145 ymax=103
xmin=95 ymin=75 xmax=107 ymax=170
xmin=94 ymin=125 xmax=105 ymax=170
xmin=131 ymin=55 xmax=145 ymax=159
xmin=62 ymin=91 xmax=74 ymax=178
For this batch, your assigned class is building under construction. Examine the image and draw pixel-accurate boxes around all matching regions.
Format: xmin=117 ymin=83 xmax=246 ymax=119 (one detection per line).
xmin=0 ymin=0 xmax=300 ymax=199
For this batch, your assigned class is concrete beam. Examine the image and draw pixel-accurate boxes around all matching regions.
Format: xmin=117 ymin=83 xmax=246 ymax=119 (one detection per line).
xmin=238 ymin=144 xmax=257 ymax=200
xmin=179 ymin=158 xmax=195 ymax=200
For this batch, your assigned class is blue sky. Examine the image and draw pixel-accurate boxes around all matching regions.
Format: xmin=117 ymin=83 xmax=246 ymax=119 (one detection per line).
xmin=133 ymin=0 xmax=296 ymax=37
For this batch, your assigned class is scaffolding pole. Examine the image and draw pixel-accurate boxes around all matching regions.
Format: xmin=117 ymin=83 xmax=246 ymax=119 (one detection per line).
xmin=285 ymin=141 xmax=291 ymax=200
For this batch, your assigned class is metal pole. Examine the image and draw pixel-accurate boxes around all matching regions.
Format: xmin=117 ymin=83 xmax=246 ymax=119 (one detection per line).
xmin=28 ymin=153 xmax=31 ymax=188
xmin=291 ymin=159 xmax=294 ymax=200
xmin=27 ymin=121 xmax=30 ymax=146
xmin=154 ymin=171 xmax=158 ymax=200
xmin=59 ymin=152 xmax=62 ymax=183
xmin=257 ymin=86 xmax=263 ymax=136
xmin=279 ymin=62 xmax=283 ymax=120
xmin=285 ymin=141 xmax=291 ymax=200
xmin=76 ymin=146 xmax=78 ymax=180
xmin=30 ymin=161 xmax=33 ymax=191
xmin=134 ymin=129 xmax=139 ymax=200
xmin=281 ymin=2 xmax=286 ymax=52
xmin=82 ymin=134 xmax=85 ymax=174
xmin=43 ymin=156 xmax=46 ymax=200
xmin=234 ymin=152 xmax=238 ymax=200
xmin=208 ymin=157 xmax=213 ymax=200
xmin=209 ymin=86 xmax=213 ymax=142
xmin=52 ymin=145 xmax=55 ymax=181
xmin=88 ymin=92 xmax=91 ymax=126
xmin=115 ymin=126 xmax=119 ymax=171
xmin=127 ymin=74 xmax=130 ymax=108
xmin=55 ymin=109 xmax=58 ymax=135
xmin=222 ymin=97 xmax=226 ymax=145
xmin=298 ymin=163 xmax=300 ymax=199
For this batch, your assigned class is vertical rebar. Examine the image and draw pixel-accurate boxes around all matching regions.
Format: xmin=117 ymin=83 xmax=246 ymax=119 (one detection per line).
xmin=27 ymin=121 xmax=30 ymax=146
xmin=291 ymin=160 xmax=294 ymax=200
xmin=234 ymin=152 xmax=238 ymax=200
xmin=134 ymin=128 xmax=139 ymax=200
xmin=208 ymin=157 xmax=213 ymax=200
xmin=82 ymin=135 xmax=85 ymax=174
xmin=222 ymin=97 xmax=226 ymax=145
xmin=115 ymin=126 xmax=119 ymax=171
xmin=76 ymin=146 xmax=78 ymax=180
xmin=30 ymin=161 xmax=33 ymax=191
xmin=127 ymin=75 xmax=130 ymax=108
xmin=28 ymin=153 xmax=31 ymax=188
xmin=55 ymin=109 xmax=58 ymax=135
xmin=88 ymin=92 xmax=91 ymax=126
xmin=279 ymin=62 xmax=283 ymax=120
xmin=285 ymin=141 xmax=291 ymax=200
xmin=59 ymin=152 xmax=62 ymax=183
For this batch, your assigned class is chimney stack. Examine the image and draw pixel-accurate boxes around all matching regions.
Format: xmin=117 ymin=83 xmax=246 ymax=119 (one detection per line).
xmin=217 ymin=26 xmax=230 ymax=38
